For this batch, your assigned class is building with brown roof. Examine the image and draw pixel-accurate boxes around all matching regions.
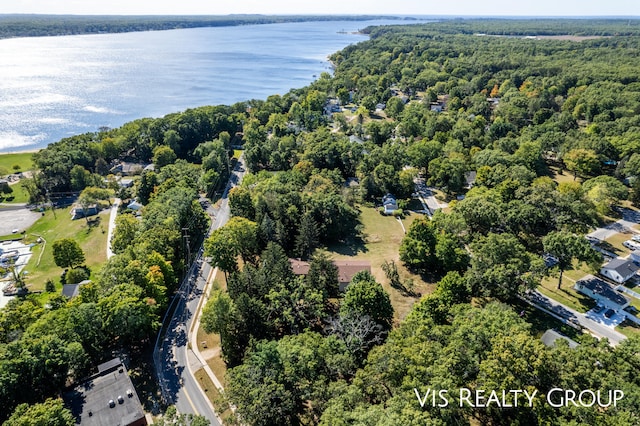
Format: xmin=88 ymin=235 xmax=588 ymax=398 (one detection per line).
xmin=289 ymin=258 xmax=371 ymax=292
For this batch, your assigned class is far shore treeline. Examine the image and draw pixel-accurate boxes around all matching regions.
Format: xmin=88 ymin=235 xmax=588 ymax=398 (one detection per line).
xmin=0 ymin=14 xmax=407 ymax=39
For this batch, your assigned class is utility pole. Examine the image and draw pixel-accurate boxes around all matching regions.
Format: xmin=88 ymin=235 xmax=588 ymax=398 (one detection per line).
xmin=182 ymin=227 xmax=191 ymax=267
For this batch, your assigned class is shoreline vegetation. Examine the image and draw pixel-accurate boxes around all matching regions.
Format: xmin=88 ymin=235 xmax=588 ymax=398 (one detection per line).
xmin=0 ymin=14 xmax=409 ymax=40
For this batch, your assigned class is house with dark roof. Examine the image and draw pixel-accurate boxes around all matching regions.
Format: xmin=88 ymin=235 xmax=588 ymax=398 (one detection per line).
xmin=290 ymin=258 xmax=372 ymax=292
xmin=574 ymin=275 xmax=630 ymax=311
xmin=63 ymin=358 xmax=147 ymax=426
xmin=62 ymin=280 xmax=90 ymax=299
xmin=600 ymin=258 xmax=639 ymax=284
xmin=541 ymin=329 xmax=579 ymax=349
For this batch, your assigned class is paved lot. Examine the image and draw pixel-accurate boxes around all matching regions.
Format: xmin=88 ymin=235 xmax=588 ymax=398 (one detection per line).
xmin=0 ymin=207 xmax=41 ymax=236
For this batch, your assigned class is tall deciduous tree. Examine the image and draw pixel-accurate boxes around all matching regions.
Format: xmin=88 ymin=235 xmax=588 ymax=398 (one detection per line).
xmin=543 ymin=231 xmax=600 ymax=289
xmin=468 ymin=232 xmax=542 ymax=300
xmin=152 ymin=145 xmax=177 ymax=168
xmin=52 ymin=239 xmax=85 ymax=269
xmin=340 ymin=271 xmax=394 ymax=330
xmin=399 ymin=218 xmax=437 ymax=271
xmin=563 ymin=148 xmax=600 ymax=180
xmin=4 ymin=399 xmax=74 ymax=426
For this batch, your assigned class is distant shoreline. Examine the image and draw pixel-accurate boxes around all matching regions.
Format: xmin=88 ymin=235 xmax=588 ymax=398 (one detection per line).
xmin=0 ymin=14 xmax=404 ymax=40
xmin=0 ymin=149 xmax=40 ymax=155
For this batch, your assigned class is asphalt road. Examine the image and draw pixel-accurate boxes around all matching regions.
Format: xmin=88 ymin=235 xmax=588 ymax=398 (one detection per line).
xmin=525 ymin=289 xmax=626 ymax=345
xmin=155 ymin=155 xmax=245 ymax=422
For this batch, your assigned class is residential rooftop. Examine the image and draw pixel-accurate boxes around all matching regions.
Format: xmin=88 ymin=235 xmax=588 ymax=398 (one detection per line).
xmin=602 ymin=258 xmax=639 ymax=276
xmin=541 ymin=329 xmax=579 ymax=349
xmin=576 ymin=275 xmax=630 ymax=307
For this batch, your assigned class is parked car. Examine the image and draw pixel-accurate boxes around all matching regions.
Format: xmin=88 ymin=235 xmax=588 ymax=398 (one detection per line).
xmin=593 ymin=305 xmax=605 ymax=314
xmin=623 ymin=240 xmax=640 ymax=250
xmin=632 ymin=234 xmax=640 ymax=243
xmin=604 ymin=309 xmax=616 ymax=319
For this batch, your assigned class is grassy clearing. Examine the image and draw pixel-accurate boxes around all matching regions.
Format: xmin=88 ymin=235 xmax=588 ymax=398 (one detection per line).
xmin=195 ymin=267 xmax=228 ymax=389
xmin=0 ymin=152 xmax=36 ymax=174
xmin=0 ymin=179 xmax=31 ymax=204
xmin=538 ymin=275 xmax=597 ymax=313
xmin=22 ymin=207 xmax=109 ymax=292
xmin=603 ymin=231 xmax=633 ymax=256
xmin=325 ymin=206 xmax=434 ymax=321
xmin=549 ymin=165 xmax=579 ymax=185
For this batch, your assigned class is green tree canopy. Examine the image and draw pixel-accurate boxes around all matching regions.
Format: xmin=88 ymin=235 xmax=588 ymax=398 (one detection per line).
xmin=52 ymin=239 xmax=85 ymax=269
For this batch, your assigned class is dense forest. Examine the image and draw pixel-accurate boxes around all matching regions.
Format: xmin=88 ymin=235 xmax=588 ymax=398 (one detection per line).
xmin=3 ymin=18 xmax=640 ymax=425
xmin=0 ymin=14 xmax=404 ymax=39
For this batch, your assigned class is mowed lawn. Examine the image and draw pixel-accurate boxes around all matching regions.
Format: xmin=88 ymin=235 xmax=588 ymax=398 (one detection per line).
xmin=0 ymin=179 xmax=31 ymax=204
xmin=326 ymin=206 xmax=435 ymax=322
xmin=0 ymin=152 xmax=36 ymax=174
xmin=23 ymin=207 xmax=109 ymax=291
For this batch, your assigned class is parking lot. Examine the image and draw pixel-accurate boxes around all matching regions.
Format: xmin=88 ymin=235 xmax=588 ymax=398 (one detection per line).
xmin=0 ymin=207 xmax=41 ymax=236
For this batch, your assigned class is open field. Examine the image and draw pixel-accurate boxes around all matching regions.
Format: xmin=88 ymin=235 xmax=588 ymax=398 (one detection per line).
xmin=549 ymin=165 xmax=579 ymax=185
xmin=22 ymin=206 xmax=109 ymax=292
xmin=0 ymin=152 xmax=36 ymax=174
xmin=326 ymin=206 xmax=435 ymax=321
xmin=538 ymin=274 xmax=597 ymax=313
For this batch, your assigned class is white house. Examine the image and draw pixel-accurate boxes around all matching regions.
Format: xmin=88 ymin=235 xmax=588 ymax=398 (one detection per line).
xmin=600 ymin=258 xmax=639 ymax=284
xmin=70 ymin=204 xmax=99 ymax=220
xmin=382 ymin=193 xmax=398 ymax=215
xmin=574 ymin=275 xmax=630 ymax=311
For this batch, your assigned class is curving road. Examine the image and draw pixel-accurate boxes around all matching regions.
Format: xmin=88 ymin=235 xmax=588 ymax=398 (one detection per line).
xmin=154 ymin=155 xmax=245 ymax=422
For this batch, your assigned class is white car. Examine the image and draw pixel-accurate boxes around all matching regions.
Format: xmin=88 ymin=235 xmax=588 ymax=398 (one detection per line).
xmin=631 ymin=234 xmax=640 ymax=243
xmin=623 ymin=240 xmax=640 ymax=250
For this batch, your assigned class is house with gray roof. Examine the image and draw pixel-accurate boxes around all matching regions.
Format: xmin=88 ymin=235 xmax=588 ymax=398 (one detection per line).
xmin=541 ymin=329 xmax=579 ymax=349
xmin=600 ymin=258 xmax=639 ymax=284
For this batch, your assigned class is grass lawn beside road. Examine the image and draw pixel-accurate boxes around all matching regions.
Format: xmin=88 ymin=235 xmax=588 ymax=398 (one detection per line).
xmin=22 ymin=207 xmax=108 ymax=292
xmin=538 ymin=275 xmax=597 ymax=314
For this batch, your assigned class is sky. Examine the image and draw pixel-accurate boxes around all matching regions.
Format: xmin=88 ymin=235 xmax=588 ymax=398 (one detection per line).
xmin=3 ymin=0 xmax=640 ymax=17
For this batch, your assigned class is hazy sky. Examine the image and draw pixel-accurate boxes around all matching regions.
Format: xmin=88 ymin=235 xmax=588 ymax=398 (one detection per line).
xmin=4 ymin=0 xmax=639 ymax=16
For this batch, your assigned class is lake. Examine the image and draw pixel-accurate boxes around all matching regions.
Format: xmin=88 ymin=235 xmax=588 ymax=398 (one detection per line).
xmin=0 ymin=19 xmax=410 ymax=152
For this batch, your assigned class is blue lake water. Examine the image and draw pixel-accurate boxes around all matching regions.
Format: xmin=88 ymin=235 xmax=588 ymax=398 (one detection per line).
xmin=0 ymin=19 xmax=406 ymax=152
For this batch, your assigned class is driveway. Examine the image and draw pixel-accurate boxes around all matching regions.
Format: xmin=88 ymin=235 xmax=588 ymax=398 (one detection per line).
xmin=414 ymin=177 xmax=448 ymax=217
xmin=525 ymin=290 xmax=626 ymax=345
xmin=587 ymin=207 xmax=640 ymax=242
